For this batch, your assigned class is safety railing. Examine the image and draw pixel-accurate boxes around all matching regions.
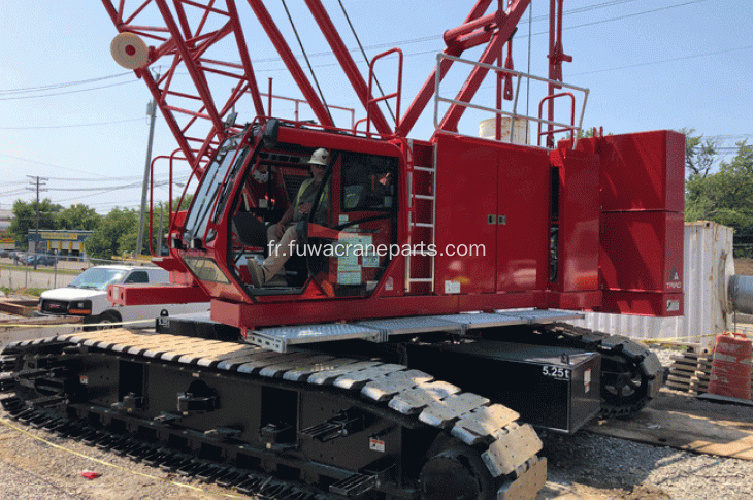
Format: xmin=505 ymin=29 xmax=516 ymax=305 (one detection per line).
xmin=365 ymin=48 xmax=403 ymax=136
xmin=433 ymin=54 xmax=589 ymax=148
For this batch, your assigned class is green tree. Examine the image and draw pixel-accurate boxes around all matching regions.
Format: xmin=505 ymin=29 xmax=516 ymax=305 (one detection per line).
xmin=686 ymin=141 xmax=753 ymax=253
xmin=56 ymin=204 xmax=102 ymax=231
xmin=680 ymin=128 xmax=719 ymax=178
xmin=8 ymin=199 xmax=62 ymax=249
xmin=85 ymin=208 xmax=139 ymax=260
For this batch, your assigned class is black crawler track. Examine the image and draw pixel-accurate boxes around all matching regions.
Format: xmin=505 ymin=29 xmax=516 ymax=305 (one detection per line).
xmin=498 ymin=322 xmax=663 ymax=419
xmin=1 ymin=330 xmax=547 ymax=500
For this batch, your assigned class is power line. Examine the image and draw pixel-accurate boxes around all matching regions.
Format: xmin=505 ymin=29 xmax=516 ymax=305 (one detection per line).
xmin=247 ymin=0 xmax=720 ymax=76
xmin=708 ymin=134 xmax=753 ymax=140
xmin=0 ymin=72 xmax=132 ymax=95
xmin=0 ymin=79 xmax=137 ymax=101
xmin=537 ymin=0 xmax=712 ymax=35
xmin=247 ymin=0 xmax=641 ymax=64
xmin=0 ymin=154 xmax=135 ymax=179
xmin=570 ymin=45 xmax=753 ymax=76
xmin=0 ymin=117 xmax=146 ymax=130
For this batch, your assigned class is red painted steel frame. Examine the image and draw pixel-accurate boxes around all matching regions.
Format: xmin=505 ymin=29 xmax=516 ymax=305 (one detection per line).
xmin=101 ymin=0 xmax=266 ymax=175
xmin=398 ymin=0 xmax=492 ymax=136
xmin=438 ymin=0 xmax=531 ymax=133
xmin=303 ymin=0 xmax=392 ymax=136
xmin=99 ymin=1 xmax=685 ymax=327
xmin=245 ymin=0 xmax=334 ymax=128
xmin=366 ymin=48 xmax=403 ymax=136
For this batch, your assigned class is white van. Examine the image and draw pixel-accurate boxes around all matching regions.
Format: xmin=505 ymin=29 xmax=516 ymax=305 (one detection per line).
xmin=37 ymin=265 xmax=209 ymax=326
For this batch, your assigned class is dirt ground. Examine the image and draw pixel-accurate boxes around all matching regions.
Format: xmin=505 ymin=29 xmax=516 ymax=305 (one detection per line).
xmin=0 ymin=414 xmax=241 ymax=500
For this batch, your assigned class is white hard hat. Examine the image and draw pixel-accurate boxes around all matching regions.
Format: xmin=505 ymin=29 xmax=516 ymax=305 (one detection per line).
xmin=308 ymin=147 xmax=329 ymax=166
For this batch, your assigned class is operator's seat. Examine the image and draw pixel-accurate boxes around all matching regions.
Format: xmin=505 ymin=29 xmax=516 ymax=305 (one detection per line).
xmin=232 ymin=211 xmax=267 ymax=248
xmin=232 ymin=211 xmax=309 ymax=288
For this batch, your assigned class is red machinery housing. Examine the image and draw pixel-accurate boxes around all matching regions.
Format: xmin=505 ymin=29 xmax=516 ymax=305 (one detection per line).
xmin=103 ymin=1 xmax=684 ymax=332
xmin=108 ymin=125 xmax=684 ymax=332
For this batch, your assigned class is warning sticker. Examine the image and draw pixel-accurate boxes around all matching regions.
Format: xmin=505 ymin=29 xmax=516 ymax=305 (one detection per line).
xmin=584 ymin=369 xmax=591 ymax=394
xmin=666 ymin=265 xmax=682 ymax=290
xmin=369 ymin=437 xmax=386 ymax=453
xmin=668 ymin=266 xmax=680 ymax=281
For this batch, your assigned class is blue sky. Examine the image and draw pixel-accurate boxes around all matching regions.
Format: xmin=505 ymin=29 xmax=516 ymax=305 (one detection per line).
xmin=0 ymin=0 xmax=751 ymax=214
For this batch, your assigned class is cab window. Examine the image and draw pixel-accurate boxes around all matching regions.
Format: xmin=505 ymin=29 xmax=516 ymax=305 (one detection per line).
xmin=124 ymin=271 xmax=149 ymax=283
xmin=341 ymin=152 xmax=396 ymax=212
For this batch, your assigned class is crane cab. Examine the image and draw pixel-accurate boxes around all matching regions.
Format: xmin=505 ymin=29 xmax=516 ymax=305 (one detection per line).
xmin=175 ymin=121 xmax=404 ymax=307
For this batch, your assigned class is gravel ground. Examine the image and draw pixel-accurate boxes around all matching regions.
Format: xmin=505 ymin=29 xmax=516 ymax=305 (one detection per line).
xmin=0 ymin=415 xmax=244 ymax=500
xmin=537 ymin=346 xmax=753 ymax=500
xmin=2 ymin=345 xmax=753 ymax=499
xmin=541 ymin=428 xmax=753 ymax=500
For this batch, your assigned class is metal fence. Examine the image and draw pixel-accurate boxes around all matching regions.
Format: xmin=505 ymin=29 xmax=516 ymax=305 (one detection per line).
xmin=0 ymin=253 xmax=154 ymax=292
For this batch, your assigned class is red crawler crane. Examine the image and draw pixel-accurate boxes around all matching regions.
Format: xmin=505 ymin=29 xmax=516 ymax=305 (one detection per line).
xmin=1 ymin=2 xmax=683 ymax=499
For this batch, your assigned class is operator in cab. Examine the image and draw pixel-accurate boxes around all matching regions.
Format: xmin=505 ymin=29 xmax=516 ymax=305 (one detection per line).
xmin=248 ymin=147 xmax=329 ymax=287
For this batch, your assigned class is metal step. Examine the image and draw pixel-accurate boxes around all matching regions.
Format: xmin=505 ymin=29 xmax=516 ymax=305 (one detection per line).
xmin=329 ymin=473 xmax=377 ymax=497
xmin=15 ymin=408 xmax=39 ymax=423
xmin=126 ymin=443 xmax=157 ymax=461
xmin=42 ymin=417 xmax=67 ymax=432
xmin=111 ymin=438 xmax=142 ymax=456
xmin=215 ymin=468 xmax=246 ymax=488
xmin=26 ymin=395 xmax=65 ymax=410
xmin=177 ymin=460 xmax=205 ymax=476
xmin=300 ymin=421 xmax=342 ymax=441
xmin=81 ymin=429 xmax=106 ymax=445
xmin=0 ymin=355 xmax=19 ymax=372
xmin=0 ymin=375 xmax=16 ymax=393
xmin=0 ymin=396 xmax=23 ymax=411
xmin=195 ymin=464 xmax=230 ymax=482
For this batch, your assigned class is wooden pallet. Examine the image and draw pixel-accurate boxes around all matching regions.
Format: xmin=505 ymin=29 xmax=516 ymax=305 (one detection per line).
xmin=666 ymin=350 xmax=713 ymax=395
xmin=667 ymin=349 xmax=753 ymax=397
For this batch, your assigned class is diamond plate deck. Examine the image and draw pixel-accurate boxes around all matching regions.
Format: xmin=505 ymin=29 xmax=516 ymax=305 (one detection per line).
xmin=387 ymin=380 xmax=462 ymax=415
xmin=496 ymin=308 xmax=585 ymax=323
xmin=356 ymin=316 xmax=462 ymax=337
xmin=482 ymin=423 xmax=543 ymax=477
xmin=361 ymin=369 xmax=433 ymax=402
xmin=419 ymin=392 xmax=490 ymax=428
xmin=451 ymin=404 xmax=521 ymax=445
xmin=248 ymin=323 xmax=382 ymax=352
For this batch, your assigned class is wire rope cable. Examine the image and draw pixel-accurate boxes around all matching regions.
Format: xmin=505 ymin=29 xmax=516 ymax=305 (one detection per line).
xmin=280 ymin=0 xmax=333 ymax=126
xmin=336 ymin=0 xmax=396 ymax=122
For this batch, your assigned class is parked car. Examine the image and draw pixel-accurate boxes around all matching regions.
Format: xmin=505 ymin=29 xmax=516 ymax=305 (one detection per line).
xmin=25 ymin=254 xmax=57 ymax=266
xmin=37 ymin=254 xmax=58 ymax=266
xmin=36 ymin=265 xmax=210 ymax=326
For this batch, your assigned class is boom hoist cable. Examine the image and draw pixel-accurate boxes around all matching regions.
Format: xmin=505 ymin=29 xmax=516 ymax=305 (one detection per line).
xmin=336 ymin=0 xmax=396 ymax=122
xmin=281 ymin=0 xmax=334 ymax=126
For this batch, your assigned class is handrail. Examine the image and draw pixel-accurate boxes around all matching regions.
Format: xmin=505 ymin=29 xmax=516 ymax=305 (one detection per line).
xmin=433 ymin=53 xmax=589 ymax=148
xmin=149 ymin=150 xmax=191 ymax=257
xmin=366 ymin=48 xmax=403 ymax=137
xmin=261 ymin=92 xmax=356 ymax=130
xmin=537 ymin=92 xmax=575 ymax=147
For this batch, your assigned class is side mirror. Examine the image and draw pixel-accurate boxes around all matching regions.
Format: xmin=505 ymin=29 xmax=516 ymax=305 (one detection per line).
xmin=262 ymin=118 xmax=280 ymax=148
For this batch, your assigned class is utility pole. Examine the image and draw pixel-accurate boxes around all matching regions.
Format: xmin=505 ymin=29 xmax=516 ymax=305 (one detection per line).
xmin=136 ymin=97 xmax=158 ymax=257
xmin=26 ymin=175 xmax=47 ymax=270
xmin=157 ymin=204 xmax=164 ymax=256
